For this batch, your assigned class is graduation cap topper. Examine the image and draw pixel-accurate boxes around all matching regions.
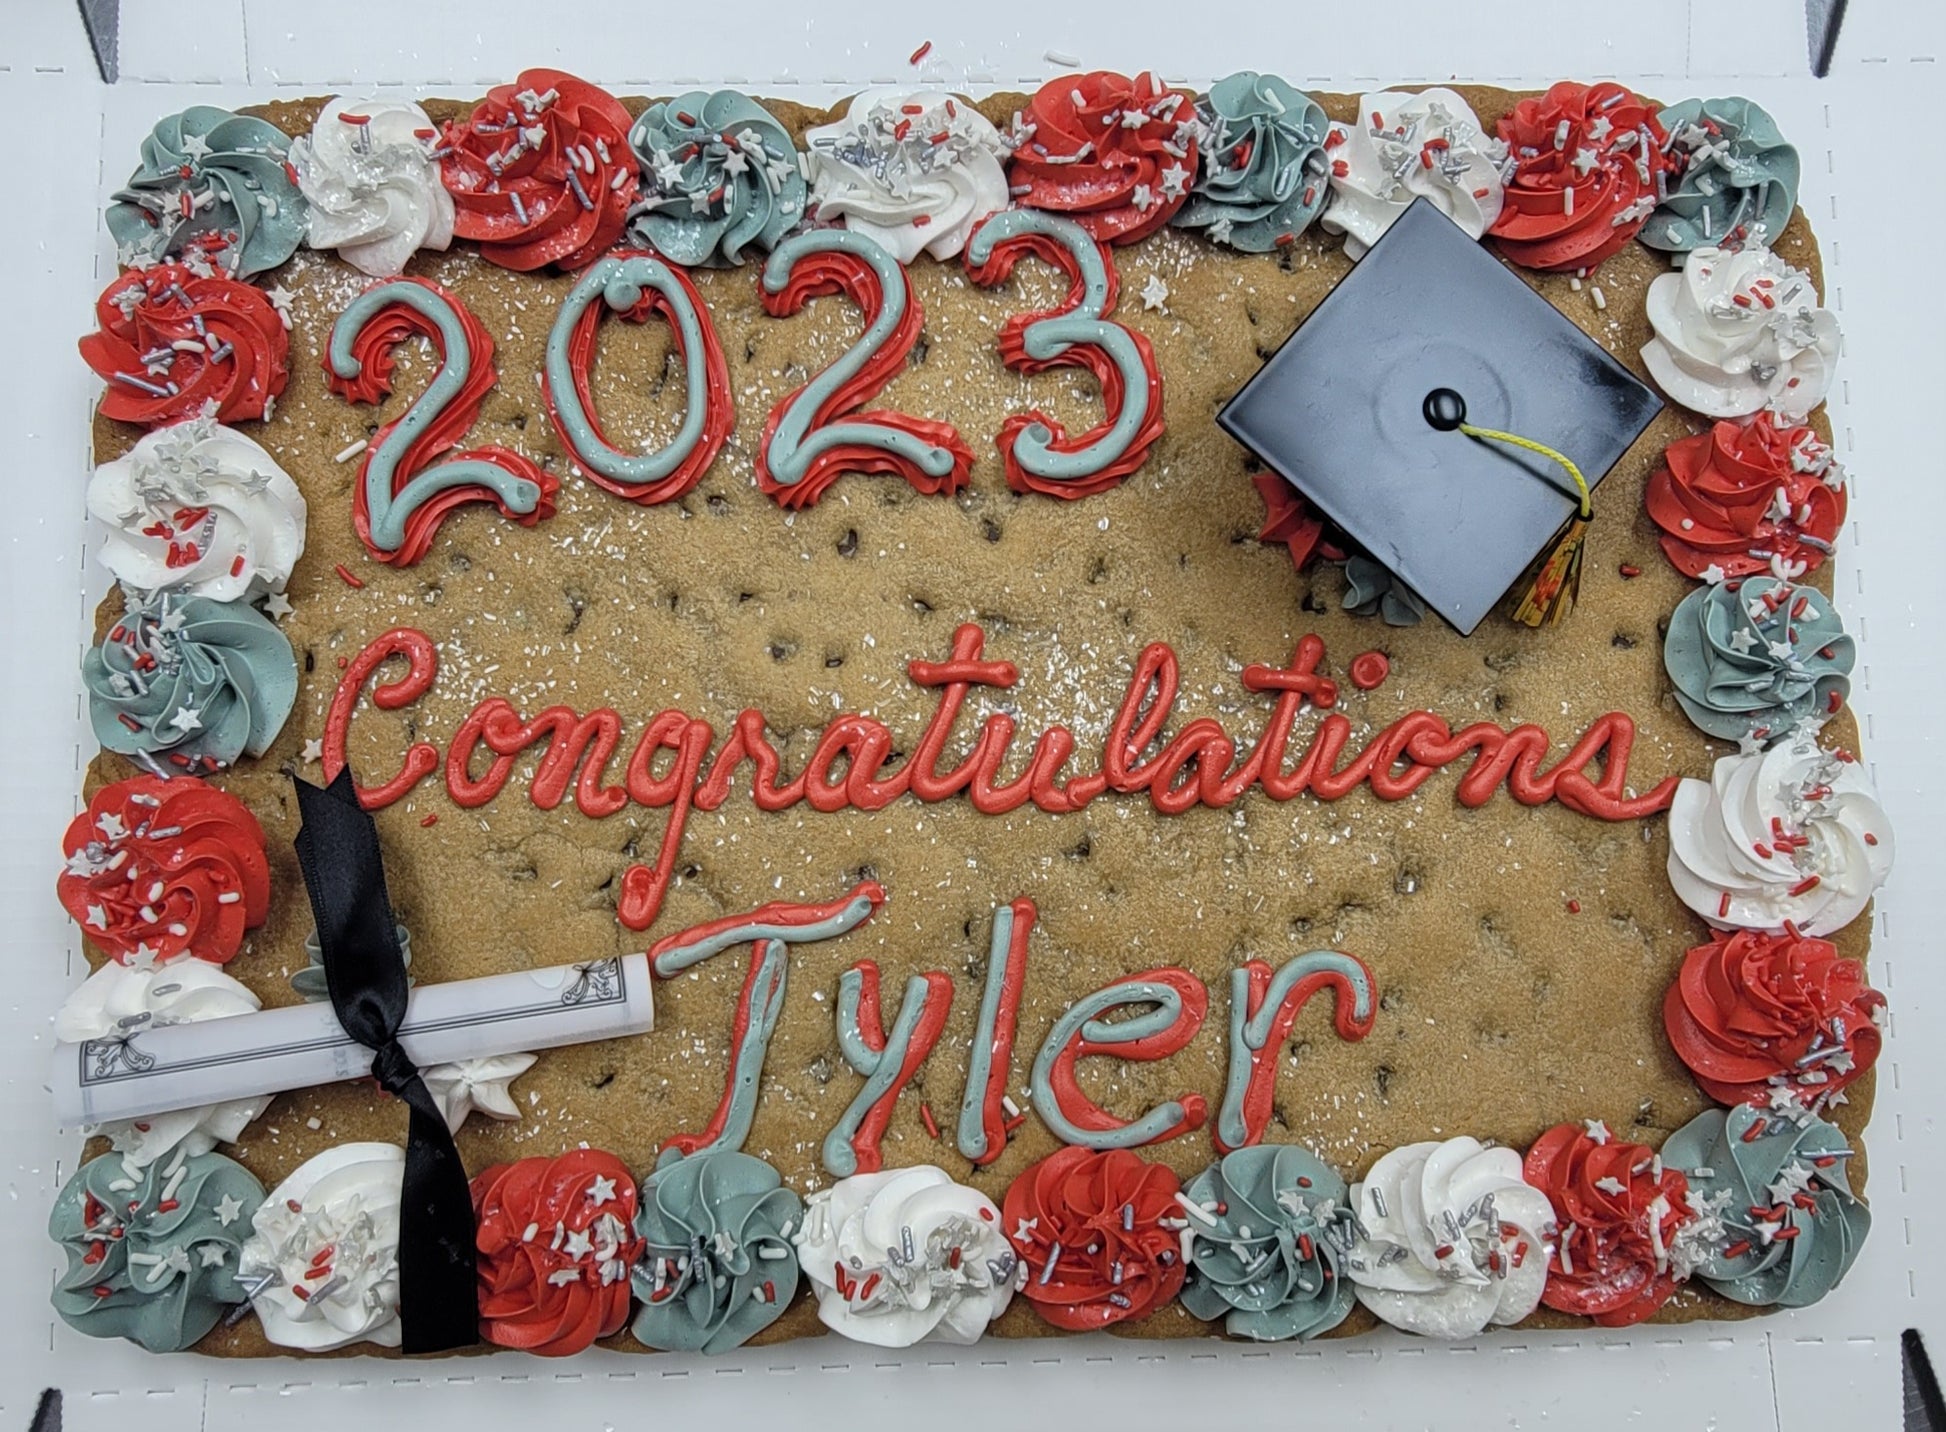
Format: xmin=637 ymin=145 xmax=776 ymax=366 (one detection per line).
xmin=1218 ymin=199 xmax=1663 ymax=636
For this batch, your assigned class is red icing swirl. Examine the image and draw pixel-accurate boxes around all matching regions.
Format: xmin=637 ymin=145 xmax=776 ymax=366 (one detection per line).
xmin=1006 ymin=72 xmax=1201 ymax=244
xmin=78 ymin=262 xmax=288 ymax=427
xmin=440 ymin=70 xmax=638 ymax=271
xmin=1645 ymin=414 xmax=1847 ymax=581
xmin=1002 ymin=1146 xmax=1185 ymax=1329
xmin=1664 ymin=928 xmax=1883 ymax=1107
xmin=1489 ymin=82 xmax=1671 ymax=272
xmin=1523 ymin=1123 xmax=1693 ymax=1327
xmin=1253 ymin=473 xmax=1343 ymax=572
xmin=57 ymin=775 xmax=269 ymax=966
xmin=471 ymin=1148 xmax=644 ymax=1356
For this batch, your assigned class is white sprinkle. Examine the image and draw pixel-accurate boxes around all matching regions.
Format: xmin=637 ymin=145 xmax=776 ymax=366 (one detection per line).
xmin=333 ymin=438 xmax=369 ymax=464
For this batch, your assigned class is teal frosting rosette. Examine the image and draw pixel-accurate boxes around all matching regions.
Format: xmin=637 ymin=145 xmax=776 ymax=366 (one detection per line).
xmin=1344 ymin=554 xmax=1426 ymax=626
xmin=1660 ymin=1103 xmax=1869 ymax=1308
xmin=107 ymin=106 xmax=306 ymax=278
xmin=630 ymin=1149 xmax=805 ymax=1353
xmin=50 ymin=1147 xmax=264 ymax=1352
xmin=1173 ymin=72 xmax=1331 ymax=252
xmin=84 ymin=592 xmax=297 ymax=768
xmin=1662 ymin=576 xmax=1852 ymax=743
xmin=1642 ymin=98 xmax=1800 ymax=260
xmin=1178 ymin=1144 xmax=1358 ymax=1340
xmin=626 ymin=90 xmax=806 ymax=267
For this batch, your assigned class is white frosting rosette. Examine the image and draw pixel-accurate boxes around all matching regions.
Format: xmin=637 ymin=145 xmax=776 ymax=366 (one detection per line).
xmin=794 ymin=1164 xmax=1018 ymax=1346
xmin=1642 ymin=245 xmax=1840 ymax=419
xmin=1668 ymin=722 xmax=1893 ymax=937
xmin=88 ymin=416 xmax=306 ymax=603
xmin=290 ymin=97 xmax=454 ymax=277
xmin=1319 ymin=89 xmax=1508 ymax=259
xmin=1346 ymin=1137 xmax=1554 ymax=1339
xmin=238 ymin=1143 xmax=404 ymax=1350
xmin=804 ymin=89 xmax=1009 ymax=264
xmin=54 ymin=956 xmax=269 ymax=1168
xmin=421 ymin=1051 xmax=536 ymax=1133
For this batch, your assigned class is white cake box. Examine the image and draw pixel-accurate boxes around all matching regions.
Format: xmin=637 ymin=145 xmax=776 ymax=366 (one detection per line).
xmin=3 ymin=3 xmax=1940 ymax=1427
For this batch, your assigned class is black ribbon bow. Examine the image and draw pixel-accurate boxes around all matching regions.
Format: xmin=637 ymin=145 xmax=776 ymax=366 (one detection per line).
xmin=292 ymin=768 xmax=478 ymax=1354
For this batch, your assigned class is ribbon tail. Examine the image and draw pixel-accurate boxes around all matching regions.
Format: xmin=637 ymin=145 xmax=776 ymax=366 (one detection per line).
xmin=392 ymin=1070 xmax=481 ymax=1354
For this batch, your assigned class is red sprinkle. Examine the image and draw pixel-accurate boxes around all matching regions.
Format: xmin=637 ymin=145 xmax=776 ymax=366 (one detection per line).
xmin=230 ymin=554 xmax=246 ymax=577
xmin=1566 ymin=899 xmax=1581 ymax=915
xmin=1742 ymin=1119 xmax=1767 ymax=1143
xmin=908 ymin=40 xmax=933 ymax=64
xmin=1864 ymin=833 xmax=1879 ymax=846
xmin=920 ymin=1102 xmax=941 ymax=1139
xmin=1718 ymin=891 xmax=1733 ymax=918
xmin=420 ymin=813 xmax=439 ymax=827
xmin=1722 ymin=1239 xmax=1752 ymax=1259
xmin=1349 ymin=651 xmax=1390 ymax=690
xmin=334 ymin=563 xmax=366 ymax=589
xmin=1788 ymin=875 xmax=1823 ymax=897
xmin=1772 ymin=1225 xmax=1801 ymax=1241
xmin=1619 ymin=563 xmax=1642 ymax=578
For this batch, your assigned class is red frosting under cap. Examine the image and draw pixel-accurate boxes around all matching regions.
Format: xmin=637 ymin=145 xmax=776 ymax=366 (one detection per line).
xmin=1006 ymin=72 xmax=1201 ymax=244
xmin=79 ymin=262 xmax=289 ymax=427
xmin=1253 ymin=472 xmax=1344 ymax=573
xmin=1524 ymin=1123 xmax=1693 ymax=1327
xmin=1645 ymin=414 xmax=1847 ymax=580
xmin=471 ymin=1148 xmax=644 ymax=1356
xmin=57 ymin=774 xmax=270 ymax=966
xmin=440 ymin=69 xmax=638 ymax=271
xmin=1489 ymin=81 xmax=1671 ymax=272
xmin=1002 ymin=1146 xmax=1185 ymax=1329
xmin=1664 ymin=928 xmax=1883 ymax=1107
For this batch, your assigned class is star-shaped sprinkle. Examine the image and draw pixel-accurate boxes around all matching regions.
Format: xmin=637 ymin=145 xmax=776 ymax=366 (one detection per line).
xmin=301 ymin=738 xmax=324 ymax=764
xmin=86 ymin=904 xmax=109 ymax=930
xmin=169 ymin=706 xmax=203 ymax=735
xmin=263 ymin=591 xmax=294 ymax=620
xmin=1208 ymin=216 xmax=1235 ymax=245
xmin=721 ymin=147 xmax=749 ymax=176
xmin=563 ymin=1228 xmax=594 ymax=1259
xmin=1159 ymin=162 xmax=1189 ymax=199
xmin=688 ymin=187 xmax=714 ymax=214
xmin=1120 ymin=109 xmax=1149 ymax=130
xmin=1768 ymin=640 xmax=1795 ymax=661
xmin=1701 ymin=563 xmax=1728 ymax=585
xmin=587 ymin=1174 xmax=617 ymax=1207
xmin=1013 ymin=1216 xmax=1039 ymax=1242
xmin=1728 ymin=627 xmax=1758 ymax=654
xmin=1140 ymin=274 xmax=1170 ymax=312
xmin=1131 ymin=183 xmax=1154 ymax=211
xmin=1737 ymin=729 xmax=1767 ymax=756
xmin=1587 ymin=116 xmax=1614 ymax=144
xmin=1768 ymin=1164 xmax=1815 ymax=1203
xmin=199 ymin=1243 xmax=229 ymax=1268
xmin=215 ymin=1194 xmax=244 ymax=1226
xmin=1766 ymin=1085 xmax=1800 ymax=1113
xmin=164 ymin=1246 xmax=193 ymax=1275
xmin=1583 ymin=1119 xmax=1611 ymax=1145
xmin=1571 ymin=147 xmax=1599 ymax=177
xmin=264 ymin=284 xmax=294 ymax=315
xmin=654 ymin=156 xmax=686 ymax=190
xmin=180 ymin=133 xmax=212 ymax=162
xmin=97 ymin=812 xmax=128 ymax=841
xmin=126 ymin=943 xmax=160 ymax=972
xmin=1594 ymin=1175 xmax=1627 ymax=1196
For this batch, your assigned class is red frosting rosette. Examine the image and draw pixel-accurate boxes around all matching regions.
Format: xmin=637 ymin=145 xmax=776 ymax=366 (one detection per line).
xmin=439 ymin=70 xmax=637 ymax=271
xmin=1006 ymin=72 xmax=1201 ymax=244
xmin=78 ymin=261 xmax=288 ymax=427
xmin=1254 ymin=472 xmax=1343 ymax=573
xmin=57 ymin=775 xmax=269 ymax=966
xmin=1523 ymin=1123 xmax=1694 ymax=1327
xmin=1488 ymin=81 xmax=1671 ymax=272
xmin=1002 ymin=1146 xmax=1185 ymax=1329
xmin=471 ymin=1148 xmax=644 ymax=1356
xmin=1664 ymin=928 xmax=1883 ymax=1107
xmin=1645 ymin=414 xmax=1847 ymax=580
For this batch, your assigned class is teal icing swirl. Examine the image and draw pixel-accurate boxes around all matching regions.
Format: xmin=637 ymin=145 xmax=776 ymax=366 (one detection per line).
xmin=106 ymin=106 xmax=306 ymax=278
xmin=823 ymin=968 xmax=948 ymax=1178
xmin=1173 ymin=73 xmax=1331 ymax=252
xmin=656 ymin=938 xmax=789 ymax=1170
xmin=1664 ymin=576 xmax=1853 ymax=743
xmin=630 ymin=1149 xmax=804 ymax=1353
xmin=1643 ymin=98 xmax=1801 ymax=259
xmin=1343 ymin=555 xmax=1425 ymax=626
xmin=1179 ymin=1145 xmax=1359 ymax=1340
xmin=84 ymin=592 xmax=296 ymax=768
xmin=292 ymin=924 xmax=412 ymax=1001
xmin=49 ymin=1147 xmax=264 ymax=1352
xmin=627 ymin=91 xmax=806 ymax=267
xmin=1661 ymin=1103 xmax=1868 ymax=1308
xmin=1029 ymin=978 xmax=1198 ymax=1149
xmin=1216 ymin=953 xmax=1375 ymax=1152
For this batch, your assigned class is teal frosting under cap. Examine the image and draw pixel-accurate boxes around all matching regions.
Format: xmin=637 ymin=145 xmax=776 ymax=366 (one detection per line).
xmin=292 ymin=924 xmax=412 ymax=1001
xmin=1343 ymin=555 xmax=1426 ymax=626
xmin=1663 ymin=576 xmax=1852 ymax=743
xmin=107 ymin=106 xmax=306 ymax=278
xmin=84 ymin=592 xmax=296 ymax=768
xmin=1643 ymin=98 xmax=1800 ymax=260
xmin=1178 ymin=1145 xmax=1358 ymax=1340
xmin=50 ymin=1147 xmax=264 ymax=1352
xmin=1661 ymin=1103 xmax=1868 ymax=1308
xmin=1174 ymin=72 xmax=1331 ymax=252
xmin=630 ymin=1149 xmax=804 ymax=1353
xmin=627 ymin=91 xmax=806 ymax=267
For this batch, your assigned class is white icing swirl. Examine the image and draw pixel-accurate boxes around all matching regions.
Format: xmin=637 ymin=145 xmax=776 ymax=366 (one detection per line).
xmin=54 ymin=956 xmax=269 ymax=1168
xmin=88 ymin=416 xmax=306 ymax=603
xmin=804 ymin=90 xmax=1010 ymax=264
xmin=1319 ymin=89 xmax=1508 ymax=260
xmin=1346 ymin=1137 xmax=1554 ymax=1339
xmin=1642 ymin=245 xmax=1840 ymax=419
xmin=421 ymin=1051 xmax=536 ymax=1133
xmin=794 ymin=1164 xmax=1018 ymax=1346
xmin=291 ymin=97 xmax=454 ymax=277
xmin=239 ymin=1143 xmax=404 ymax=1351
xmin=1668 ymin=721 xmax=1894 ymax=937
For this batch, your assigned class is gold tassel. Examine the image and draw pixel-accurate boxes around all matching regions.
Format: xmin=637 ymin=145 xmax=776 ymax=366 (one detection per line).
xmin=1454 ymin=422 xmax=1594 ymax=627
xmin=1509 ymin=510 xmax=1592 ymax=626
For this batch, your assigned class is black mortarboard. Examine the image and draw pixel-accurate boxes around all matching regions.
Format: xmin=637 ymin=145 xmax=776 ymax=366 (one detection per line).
xmin=1218 ymin=198 xmax=1663 ymax=635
